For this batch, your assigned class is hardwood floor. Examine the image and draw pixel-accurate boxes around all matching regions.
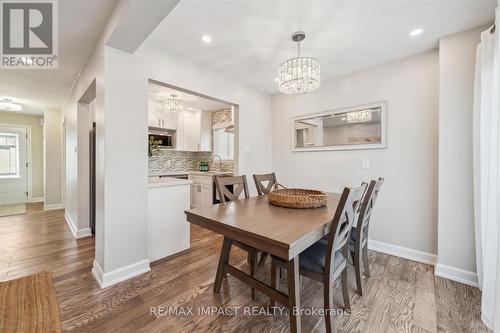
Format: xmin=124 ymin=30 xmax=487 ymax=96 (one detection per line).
xmin=0 ymin=204 xmax=490 ymax=332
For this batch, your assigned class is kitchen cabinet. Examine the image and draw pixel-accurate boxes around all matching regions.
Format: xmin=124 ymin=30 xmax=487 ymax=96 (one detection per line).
xmin=148 ymin=101 xmax=178 ymax=129
xmin=177 ymin=110 xmax=212 ymax=151
xmin=200 ymin=111 xmax=212 ymax=151
xmin=148 ymin=98 xmax=212 ymax=151
xmin=180 ymin=110 xmax=201 ymax=151
xmin=189 ymin=174 xmax=214 ymax=209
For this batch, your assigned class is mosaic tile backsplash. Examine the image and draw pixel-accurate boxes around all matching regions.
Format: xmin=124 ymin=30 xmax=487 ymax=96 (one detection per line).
xmin=149 ymin=150 xmax=234 ymax=176
xmin=212 ymin=109 xmax=232 ymax=124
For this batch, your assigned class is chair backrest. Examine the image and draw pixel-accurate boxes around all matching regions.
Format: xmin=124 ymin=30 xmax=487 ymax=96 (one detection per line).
xmin=253 ymin=173 xmax=277 ymax=196
xmin=325 ymin=184 xmax=367 ymax=277
xmin=215 ymin=175 xmax=250 ymax=203
xmin=354 ymin=177 xmax=384 ymax=244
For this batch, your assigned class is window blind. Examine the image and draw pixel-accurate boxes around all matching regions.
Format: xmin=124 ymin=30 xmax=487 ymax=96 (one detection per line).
xmin=0 ymin=133 xmax=19 ymax=176
xmin=213 ymin=128 xmax=234 ymax=160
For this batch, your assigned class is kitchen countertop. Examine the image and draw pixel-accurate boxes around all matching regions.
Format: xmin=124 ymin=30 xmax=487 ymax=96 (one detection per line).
xmin=149 ymin=170 xmax=234 ymax=177
xmin=188 ymin=170 xmax=233 ymax=176
xmin=148 ymin=177 xmax=192 ymax=188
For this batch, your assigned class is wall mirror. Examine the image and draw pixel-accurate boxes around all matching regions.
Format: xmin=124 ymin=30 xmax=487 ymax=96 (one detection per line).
xmin=292 ymin=102 xmax=387 ymax=151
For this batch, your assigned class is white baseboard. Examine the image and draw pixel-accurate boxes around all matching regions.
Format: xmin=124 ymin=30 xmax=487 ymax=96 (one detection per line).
xmin=435 ymin=263 xmax=479 ymax=288
xmin=75 ymin=227 xmax=92 ymax=239
xmin=368 ymin=240 xmax=480 ymax=289
xmin=64 ymin=211 xmax=92 ymax=239
xmin=43 ymin=203 xmax=64 ymax=211
xmin=92 ymin=259 xmax=150 ymax=289
xmin=481 ymin=314 xmax=494 ymax=330
xmin=29 ymin=197 xmax=44 ymax=203
xmin=368 ymin=239 xmax=438 ymax=266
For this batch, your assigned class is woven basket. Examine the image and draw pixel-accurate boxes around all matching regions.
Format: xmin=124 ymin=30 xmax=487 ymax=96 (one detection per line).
xmin=268 ymin=187 xmax=327 ymax=209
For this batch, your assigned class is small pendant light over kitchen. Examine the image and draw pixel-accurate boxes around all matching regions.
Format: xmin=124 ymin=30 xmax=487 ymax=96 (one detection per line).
xmin=278 ymin=31 xmax=320 ymax=94
xmin=163 ymin=94 xmax=183 ymax=113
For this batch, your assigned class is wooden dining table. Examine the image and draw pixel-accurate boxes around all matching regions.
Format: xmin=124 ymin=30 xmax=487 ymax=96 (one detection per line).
xmin=185 ymin=192 xmax=341 ymax=333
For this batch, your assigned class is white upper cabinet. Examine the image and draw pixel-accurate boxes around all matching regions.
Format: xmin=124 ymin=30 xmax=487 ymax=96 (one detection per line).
xmin=149 ymin=98 xmax=212 ymax=151
xmin=200 ymin=111 xmax=212 ymax=151
xmin=148 ymin=100 xmax=178 ymax=129
xmin=176 ymin=110 xmax=212 ymax=152
xmin=180 ymin=110 xmax=200 ymax=151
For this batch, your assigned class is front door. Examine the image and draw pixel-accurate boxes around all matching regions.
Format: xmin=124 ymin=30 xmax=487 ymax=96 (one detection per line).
xmin=0 ymin=127 xmax=28 ymax=204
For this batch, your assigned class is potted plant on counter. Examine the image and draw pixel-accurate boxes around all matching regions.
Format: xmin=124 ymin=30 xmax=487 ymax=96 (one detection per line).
xmin=148 ymin=137 xmax=162 ymax=157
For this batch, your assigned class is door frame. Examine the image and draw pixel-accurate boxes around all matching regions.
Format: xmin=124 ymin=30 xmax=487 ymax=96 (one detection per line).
xmin=0 ymin=122 xmax=33 ymax=203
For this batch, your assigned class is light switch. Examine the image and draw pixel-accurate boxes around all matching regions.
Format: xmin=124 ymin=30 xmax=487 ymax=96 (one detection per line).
xmin=243 ymin=146 xmax=251 ymax=154
xmin=362 ymin=159 xmax=369 ymax=169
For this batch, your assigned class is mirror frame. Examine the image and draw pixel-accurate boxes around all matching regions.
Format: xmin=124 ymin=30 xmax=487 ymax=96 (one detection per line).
xmin=291 ymin=101 xmax=387 ymax=152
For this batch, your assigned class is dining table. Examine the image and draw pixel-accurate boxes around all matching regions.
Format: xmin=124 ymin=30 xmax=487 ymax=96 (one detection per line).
xmin=185 ymin=192 xmax=341 ymax=333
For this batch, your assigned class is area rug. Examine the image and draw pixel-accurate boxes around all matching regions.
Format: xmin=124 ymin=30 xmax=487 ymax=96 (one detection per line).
xmin=0 ymin=204 xmax=27 ymax=217
xmin=0 ymin=272 xmax=61 ymax=333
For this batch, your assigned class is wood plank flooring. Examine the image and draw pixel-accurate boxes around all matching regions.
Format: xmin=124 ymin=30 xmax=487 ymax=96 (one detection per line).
xmin=0 ymin=204 xmax=491 ymax=332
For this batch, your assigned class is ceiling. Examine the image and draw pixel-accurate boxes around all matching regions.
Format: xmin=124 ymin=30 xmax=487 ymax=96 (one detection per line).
xmin=148 ymin=0 xmax=497 ymax=94
xmin=0 ymin=0 xmax=118 ymax=115
xmin=148 ymin=82 xmax=231 ymax=111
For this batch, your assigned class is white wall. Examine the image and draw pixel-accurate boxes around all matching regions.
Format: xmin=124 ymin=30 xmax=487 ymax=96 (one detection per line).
xmin=100 ymin=41 xmax=272 ymax=264
xmin=62 ymin=0 xmax=272 ymax=286
xmin=91 ymin=40 xmax=272 ymax=279
xmin=62 ymin=1 xmax=129 ymax=272
xmin=437 ymin=27 xmax=484 ymax=280
xmin=114 ymin=40 xmax=273 ymax=187
xmin=43 ymin=108 xmax=63 ymax=207
xmin=271 ymin=50 xmax=439 ymax=256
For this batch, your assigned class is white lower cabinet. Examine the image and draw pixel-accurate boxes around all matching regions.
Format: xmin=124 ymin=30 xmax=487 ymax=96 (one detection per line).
xmin=189 ymin=174 xmax=213 ymax=209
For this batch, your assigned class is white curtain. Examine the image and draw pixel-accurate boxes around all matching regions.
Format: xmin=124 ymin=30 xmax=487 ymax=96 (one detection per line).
xmin=473 ymin=7 xmax=500 ymax=331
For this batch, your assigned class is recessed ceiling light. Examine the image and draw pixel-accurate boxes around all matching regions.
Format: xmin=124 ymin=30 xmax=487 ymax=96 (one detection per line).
xmin=274 ymin=77 xmax=279 ymax=82
xmin=410 ymin=28 xmax=423 ymax=37
xmin=0 ymin=98 xmax=22 ymax=112
xmin=201 ymin=35 xmax=212 ymax=43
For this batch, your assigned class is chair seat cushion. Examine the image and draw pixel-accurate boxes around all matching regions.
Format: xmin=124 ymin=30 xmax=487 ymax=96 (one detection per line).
xmin=349 ymin=226 xmax=368 ymax=247
xmin=299 ymin=240 xmax=345 ymax=274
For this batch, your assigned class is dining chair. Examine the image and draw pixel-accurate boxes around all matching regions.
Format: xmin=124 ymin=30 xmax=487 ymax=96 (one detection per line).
xmin=253 ymin=172 xmax=278 ymax=196
xmin=215 ymin=175 xmax=250 ymax=203
xmin=270 ymin=184 xmax=367 ymax=333
xmin=350 ymin=177 xmax=384 ymax=296
xmin=252 ymin=173 xmax=278 ymax=269
xmin=214 ymin=175 xmax=259 ymax=299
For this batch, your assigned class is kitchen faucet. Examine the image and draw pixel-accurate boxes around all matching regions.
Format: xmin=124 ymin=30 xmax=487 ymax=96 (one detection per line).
xmin=213 ymin=154 xmax=222 ymax=171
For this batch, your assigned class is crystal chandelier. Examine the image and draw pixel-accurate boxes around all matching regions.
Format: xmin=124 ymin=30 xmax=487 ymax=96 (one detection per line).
xmin=347 ymin=110 xmax=372 ymax=123
xmin=278 ymin=31 xmax=320 ymax=95
xmin=163 ymin=94 xmax=183 ymax=113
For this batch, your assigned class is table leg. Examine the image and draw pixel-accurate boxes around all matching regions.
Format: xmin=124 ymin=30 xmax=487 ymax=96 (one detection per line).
xmin=250 ymin=249 xmax=258 ymax=299
xmin=214 ymin=237 xmax=232 ymax=293
xmin=270 ymin=258 xmax=279 ymax=308
xmin=287 ymin=257 xmax=301 ymax=333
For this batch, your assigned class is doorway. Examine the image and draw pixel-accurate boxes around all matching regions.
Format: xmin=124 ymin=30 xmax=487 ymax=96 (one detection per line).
xmin=0 ymin=125 xmax=30 ymax=212
xmin=76 ymin=80 xmax=97 ymax=237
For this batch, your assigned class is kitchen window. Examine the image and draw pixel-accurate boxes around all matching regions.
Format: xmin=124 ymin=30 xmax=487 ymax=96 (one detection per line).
xmin=0 ymin=133 xmax=19 ymax=178
xmin=213 ymin=128 xmax=234 ymax=160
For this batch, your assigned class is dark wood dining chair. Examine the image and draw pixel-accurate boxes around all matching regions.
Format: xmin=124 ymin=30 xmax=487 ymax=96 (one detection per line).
xmin=252 ymin=173 xmax=278 ymax=269
xmin=270 ymin=184 xmax=367 ymax=333
xmin=253 ymin=172 xmax=277 ymax=195
xmin=215 ymin=175 xmax=250 ymax=203
xmin=214 ymin=175 xmax=259 ymax=299
xmin=350 ymin=177 xmax=384 ymax=296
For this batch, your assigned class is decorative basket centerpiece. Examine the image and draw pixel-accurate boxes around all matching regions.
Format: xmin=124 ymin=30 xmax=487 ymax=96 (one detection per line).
xmin=268 ymin=186 xmax=327 ymax=209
